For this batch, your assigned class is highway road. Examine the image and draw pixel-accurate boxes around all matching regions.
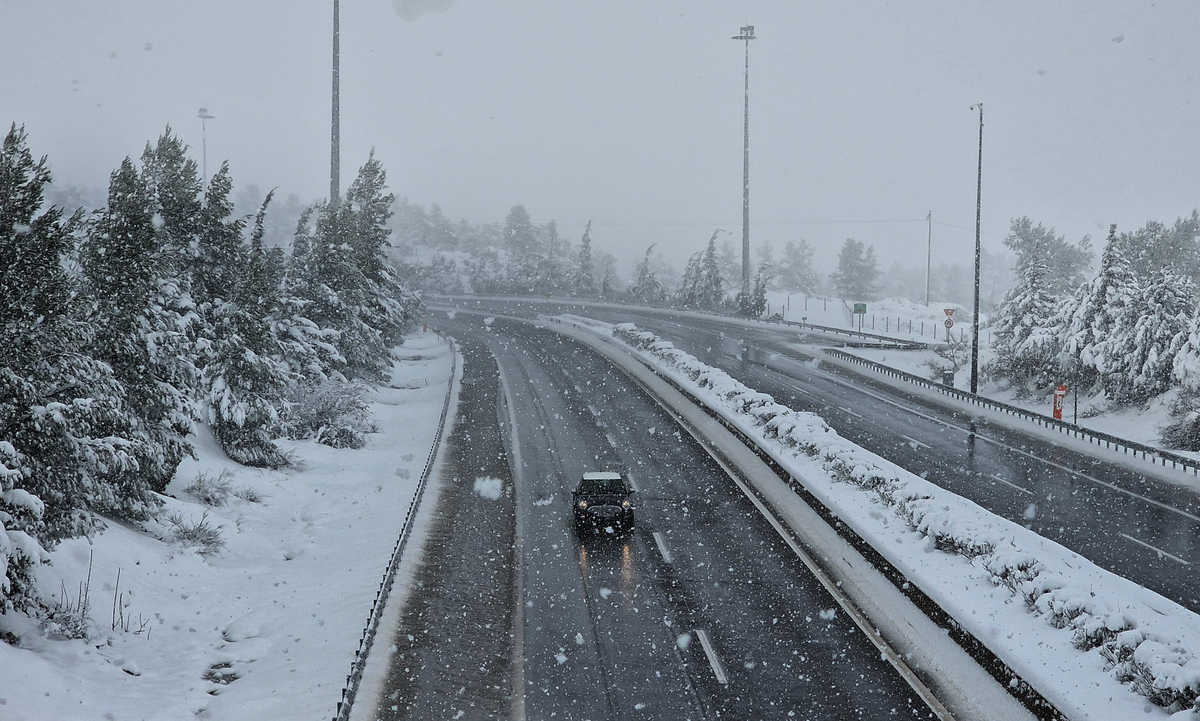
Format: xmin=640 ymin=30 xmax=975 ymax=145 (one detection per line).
xmin=437 ymin=298 xmax=1200 ymax=615
xmin=413 ymin=314 xmax=942 ymax=720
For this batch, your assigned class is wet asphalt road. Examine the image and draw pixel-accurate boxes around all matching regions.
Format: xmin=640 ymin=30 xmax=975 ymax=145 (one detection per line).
xmin=427 ymin=314 xmax=937 ymax=721
xmin=373 ymin=336 xmax=516 ymax=720
xmin=437 ymin=298 xmax=1200 ymax=614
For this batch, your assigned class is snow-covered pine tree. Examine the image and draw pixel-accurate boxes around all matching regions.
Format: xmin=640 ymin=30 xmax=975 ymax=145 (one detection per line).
xmin=272 ymin=208 xmax=347 ymax=382
xmin=140 ymin=127 xmax=203 ymax=273
xmin=1061 ymin=226 xmax=1140 ymax=400
xmin=343 ymin=152 xmax=420 ymax=353
xmin=574 ymin=221 xmax=597 ymax=297
xmin=776 ymin=239 xmax=820 ymax=294
xmin=202 ymin=188 xmax=290 ymax=468
xmin=0 ymin=125 xmax=142 ymax=550
xmin=988 ymin=256 xmax=1060 ymax=394
xmin=698 ymin=231 xmax=726 ymax=310
xmin=80 ymin=157 xmax=196 ymax=495
xmin=1165 ymin=302 xmax=1200 ymax=449
xmin=673 ymin=251 xmax=704 ymax=308
xmin=830 ymin=238 xmax=879 ymax=300
xmin=629 ymin=244 xmax=665 ymax=303
xmin=1114 ymin=272 xmax=1194 ymax=403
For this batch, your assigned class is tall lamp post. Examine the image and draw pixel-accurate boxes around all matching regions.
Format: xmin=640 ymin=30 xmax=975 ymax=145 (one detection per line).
xmin=330 ymin=0 xmax=341 ymax=203
xmin=197 ymin=108 xmax=214 ymax=181
xmin=732 ymin=25 xmax=756 ymax=304
xmin=969 ymin=103 xmax=984 ymax=395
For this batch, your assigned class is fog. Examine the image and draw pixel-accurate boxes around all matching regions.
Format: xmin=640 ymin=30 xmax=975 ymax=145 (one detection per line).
xmin=4 ymin=0 xmax=1199 ymax=276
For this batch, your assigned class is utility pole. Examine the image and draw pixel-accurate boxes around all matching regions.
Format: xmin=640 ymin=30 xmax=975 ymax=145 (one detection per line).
xmin=732 ymin=25 xmax=756 ymax=303
xmin=197 ymin=108 xmax=214 ymax=182
xmin=925 ymin=210 xmax=932 ymax=306
xmin=970 ymin=103 xmax=984 ymax=395
xmin=330 ymin=0 xmax=341 ymax=203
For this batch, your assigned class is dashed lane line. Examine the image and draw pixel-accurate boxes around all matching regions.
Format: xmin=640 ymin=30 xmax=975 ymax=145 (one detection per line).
xmin=1120 ymin=532 xmax=1191 ymax=566
xmin=652 ymin=531 xmax=673 ymax=564
xmin=694 ymin=629 xmax=728 ymax=685
xmin=988 ymin=473 xmax=1033 ymax=496
xmin=900 ymin=434 xmax=930 ymax=450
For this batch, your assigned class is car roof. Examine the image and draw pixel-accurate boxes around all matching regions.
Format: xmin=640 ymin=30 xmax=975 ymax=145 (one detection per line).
xmin=581 ymin=471 xmax=622 ymax=480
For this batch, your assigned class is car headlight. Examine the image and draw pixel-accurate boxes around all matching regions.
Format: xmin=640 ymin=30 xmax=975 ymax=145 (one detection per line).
xmin=579 ymin=500 xmax=587 ymax=508
xmin=622 ymin=500 xmax=631 ymax=508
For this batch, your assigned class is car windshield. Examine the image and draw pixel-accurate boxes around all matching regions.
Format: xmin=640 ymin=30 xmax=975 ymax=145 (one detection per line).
xmin=578 ymin=478 xmax=624 ymax=494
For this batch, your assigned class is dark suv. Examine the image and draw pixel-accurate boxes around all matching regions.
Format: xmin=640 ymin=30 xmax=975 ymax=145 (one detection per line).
xmin=572 ymin=472 xmax=635 ymax=534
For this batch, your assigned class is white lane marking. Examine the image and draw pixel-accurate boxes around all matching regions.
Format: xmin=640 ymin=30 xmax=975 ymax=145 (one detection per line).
xmin=900 ymin=434 xmax=930 ymax=450
xmin=694 ymin=629 xmax=728 ymax=685
xmin=988 ymin=473 xmax=1033 ymax=496
xmin=587 ymin=404 xmax=599 ymax=417
xmin=605 ymin=432 xmax=618 ymax=448
xmin=758 ymin=364 xmax=1200 ymax=526
xmin=625 ymin=473 xmax=640 ymax=492
xmin=1120 ymin=533 xmax=1191 ymax=566
xmin=839 ymin=406 xmax=863 ymax=419
xmin=652 ymin=531 xmax=673 ymax=564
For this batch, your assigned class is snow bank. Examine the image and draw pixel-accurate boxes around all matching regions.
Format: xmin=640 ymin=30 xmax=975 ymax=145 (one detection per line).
xmin=613 ymin=322 xmax=1200 ymax=716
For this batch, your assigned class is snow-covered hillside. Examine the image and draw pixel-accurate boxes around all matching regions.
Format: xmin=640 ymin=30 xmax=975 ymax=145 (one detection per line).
xmin=0 ymin=333 xmax=454 ymax=721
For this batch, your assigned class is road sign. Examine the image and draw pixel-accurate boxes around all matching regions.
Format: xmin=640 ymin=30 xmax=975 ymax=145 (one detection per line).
xmin=853 ymin=303 xmax=867 ymax=314
xmin=944 ymin=308 xmax=955 ymax=317
xmin=944 ymin=317 xmax=955 ymax=329
xmin=1053 ymin=384 xmax=1068 ymax=420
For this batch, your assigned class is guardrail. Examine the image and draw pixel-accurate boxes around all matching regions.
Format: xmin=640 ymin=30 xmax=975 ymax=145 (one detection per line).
xmin=822 ymin=347 xmax=1200 ymax=476
xmin=333 ymin=334 xmax=459 ymax=721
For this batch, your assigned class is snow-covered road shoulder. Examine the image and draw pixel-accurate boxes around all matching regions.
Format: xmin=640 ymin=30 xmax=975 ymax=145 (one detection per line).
xmin=0 ymin=331 xmax=457 ymax=721
xmin=607 ymin=321 xmax=1200 ymax=721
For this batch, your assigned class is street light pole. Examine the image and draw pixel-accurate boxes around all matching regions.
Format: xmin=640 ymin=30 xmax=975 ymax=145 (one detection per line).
xmin=925 ymin=210 xmax=932 ymax=306
xmin=970 ymin=103 xmax=984 ymax=395
xmin=330 ymin=0 xmax=341 ymax=203
xmin=197 ymin=108 xmax=214 ymax=182
xmin=732 ymin=25 xmax=756 ymax=304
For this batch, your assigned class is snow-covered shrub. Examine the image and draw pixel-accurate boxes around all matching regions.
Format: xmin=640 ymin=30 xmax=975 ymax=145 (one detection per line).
xmin=275 ymin=380 xmax=375 ymax=449
xmin=231 ymin=484 xmax=265 ymax=504
xmin=184 ymin=470 xmax=234 ymax=507
xmin=164 ymin=511 xmax=224 ymax=556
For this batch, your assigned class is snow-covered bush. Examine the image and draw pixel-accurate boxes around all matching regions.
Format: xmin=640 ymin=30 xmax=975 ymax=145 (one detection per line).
xmin=274 ymin=380 xmax=376 ymax=449
xmin=184 ymin=470 xmax=234 ymax=507
xmin=164 ymin=511 xmax=224 ymax=556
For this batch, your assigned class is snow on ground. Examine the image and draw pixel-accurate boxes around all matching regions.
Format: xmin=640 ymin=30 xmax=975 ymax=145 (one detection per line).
xmin=606 ymin=321 xmax=1200 ymax=720
xmin=0 ymin=331 xmax=455 ymax=721
xmin=763 ymin=291 xmax=978 ymax=344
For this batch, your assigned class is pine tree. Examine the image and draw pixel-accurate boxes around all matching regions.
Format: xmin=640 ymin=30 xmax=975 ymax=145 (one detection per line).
xmin=1061 ymin=226 xmax=1139 ymax=396
xmin=673 ymin=251 xmax=704 ymax=308
xmin=574 ymin=221 xmax=597 ymax=297
xmin=140 ymin=127 xmax=203 ymax=273
xmin=0 ymin=125 xmax=143 ymax=562
xmin=81 ymin=157 xmax=196 ymax=495
xmin=988 ymin=256 xmax=1060 ymax=394
xmin=629 ymin=244 xmax=665 ymax=303
xmin=830 ymin=238 xmax=879 ymax=300
xmin=203 ymin=190 xmax=291 ymax=467
xmin=698 ymin=231 xmax=726 ymax=310
xmin=776 ymin=239 xmax=820 ymax=294
xmin=1116 ymin=273 xmax=1194 ymax=403
xmin=1005 ymin=216 xmax=1092 ymax=297
xmin=1166 ymin=303 xmax=1200 ymax=449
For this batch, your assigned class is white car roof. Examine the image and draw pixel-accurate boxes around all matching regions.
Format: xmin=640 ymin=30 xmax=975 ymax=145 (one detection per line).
xmin=581 ymin=471 xmax=622 ymax=480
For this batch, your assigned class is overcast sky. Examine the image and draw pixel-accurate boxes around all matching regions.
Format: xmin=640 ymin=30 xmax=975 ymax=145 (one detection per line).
xmin=4 ymin=0 xmax=1199 ymax=274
